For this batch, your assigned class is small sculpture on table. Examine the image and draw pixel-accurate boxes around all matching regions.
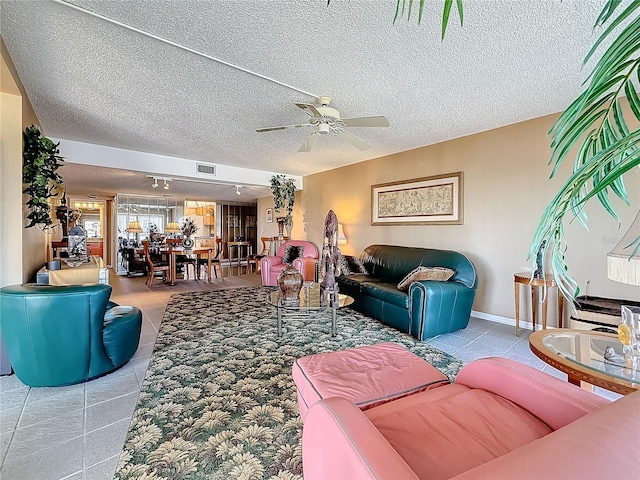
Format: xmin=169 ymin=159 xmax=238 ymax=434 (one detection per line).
xmin=319 ymin=209 xmax=342 ymax=305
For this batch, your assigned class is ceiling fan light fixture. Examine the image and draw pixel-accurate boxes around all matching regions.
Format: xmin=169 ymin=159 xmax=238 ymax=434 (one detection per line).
xmin=318 ymin=124 xmax=330 ymax=134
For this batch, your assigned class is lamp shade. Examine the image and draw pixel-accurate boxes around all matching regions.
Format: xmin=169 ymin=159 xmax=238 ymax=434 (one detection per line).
xmin=165 ymin=222 xmax=181 ymax=233
xmin=337 ymin=224 xmax=347 ymax=245
xmin=607 ymin=210 xmax=640 ymax=286
xmin=126 ymin=221 xmax=143 ymax=233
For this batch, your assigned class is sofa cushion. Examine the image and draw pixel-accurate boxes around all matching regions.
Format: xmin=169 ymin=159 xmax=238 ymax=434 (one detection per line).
xmin=292 ymin=343 xmax=449 ymax=420
xmin=365 ymin=387 xmax=552 ymax=479
xmin=361 ymin=281 xmax=409 ymax=308
xmin=397 ymin=266 xmax=455 ymax=292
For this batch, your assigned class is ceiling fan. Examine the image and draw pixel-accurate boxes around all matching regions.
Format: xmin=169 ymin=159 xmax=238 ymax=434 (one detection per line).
xmin=256 ymin=96 xmax=389 ymax=152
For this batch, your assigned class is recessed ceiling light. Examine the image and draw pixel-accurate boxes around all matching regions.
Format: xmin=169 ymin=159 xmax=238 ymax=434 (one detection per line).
xmin=87 ymin=194 xmax=98 ymax=198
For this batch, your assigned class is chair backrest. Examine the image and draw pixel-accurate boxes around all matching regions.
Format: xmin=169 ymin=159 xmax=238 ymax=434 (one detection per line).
xmin=0 ymin=283 xmax=114 ymax=386
xmin=276 ymin=240 xmax=319 ymax=259
xmin=142 ymin=240 xmax=162 ymax=267
xmin=259 ymin=237 xmax=271 ymax=255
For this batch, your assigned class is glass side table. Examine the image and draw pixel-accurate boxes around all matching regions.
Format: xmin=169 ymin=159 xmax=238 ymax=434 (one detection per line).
xmin=529 ymin=329 xmax=639 ymax=395
xmin=268 ymin=283 xmax=353 ymax=337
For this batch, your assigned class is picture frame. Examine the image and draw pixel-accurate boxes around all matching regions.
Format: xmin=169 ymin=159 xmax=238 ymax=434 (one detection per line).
xmin=266 ymin=208 xmax=273 ymax=223
xmin=371 ymin=172 xmax=463 ymax=225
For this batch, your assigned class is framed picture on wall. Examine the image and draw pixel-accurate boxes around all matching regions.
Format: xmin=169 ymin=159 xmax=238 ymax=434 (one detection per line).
xmin=371 ymin=172 xmax=463 ymax=225
xmin=266 ymin=208 xmax=273 ymax=223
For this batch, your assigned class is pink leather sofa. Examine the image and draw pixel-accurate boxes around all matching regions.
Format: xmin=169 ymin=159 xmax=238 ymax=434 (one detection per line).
xmin=260 ymin=240 xmax=319 ymax=286
xmin=302 ymin=357 xmax=640 ymax=479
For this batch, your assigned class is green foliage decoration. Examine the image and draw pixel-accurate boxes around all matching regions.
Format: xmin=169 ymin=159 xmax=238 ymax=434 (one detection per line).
xmin=328 ymin=0 xmax=639 ymax=302
xmin=22 ymin=125 xmax=65 ymax=230
xmin=529 ymin=0 xmax=640 ymax=301
xmin=270 ymin=174 xmax=296 ymax=227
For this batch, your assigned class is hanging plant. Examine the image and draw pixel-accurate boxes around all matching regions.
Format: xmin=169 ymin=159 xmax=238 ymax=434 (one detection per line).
xmin=22 ymin=125 xmax=65 ymax=230
xmin=270 ymin=174 xmax=296 ymax=227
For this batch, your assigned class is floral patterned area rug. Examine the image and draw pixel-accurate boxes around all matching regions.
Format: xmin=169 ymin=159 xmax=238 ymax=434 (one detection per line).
xmin=115 ymin=287 xmax=463 ymax=480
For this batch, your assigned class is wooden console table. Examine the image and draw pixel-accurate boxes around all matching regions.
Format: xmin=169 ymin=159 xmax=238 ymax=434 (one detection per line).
xmin=514 ymin=272 xmax=564 ymax=336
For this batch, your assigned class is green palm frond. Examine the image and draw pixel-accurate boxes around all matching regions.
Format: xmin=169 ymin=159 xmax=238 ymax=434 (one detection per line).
xmin=393 ymin=0 xmax=463 ymax=38
xmin=532 ymin=0 xmax=640 ymax=301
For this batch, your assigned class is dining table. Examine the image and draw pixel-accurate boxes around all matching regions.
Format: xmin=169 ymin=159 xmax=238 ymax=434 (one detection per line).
xmin=161 ymin=246 xmax=217 ymax=285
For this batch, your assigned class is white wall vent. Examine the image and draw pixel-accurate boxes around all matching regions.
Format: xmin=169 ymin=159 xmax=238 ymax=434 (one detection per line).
xmin=196 ymin=163 xmax=216 ymax=176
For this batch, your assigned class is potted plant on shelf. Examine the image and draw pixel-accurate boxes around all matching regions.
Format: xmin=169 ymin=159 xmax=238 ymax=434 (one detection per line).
xmin=22 ymin=125 xmax=65 ymax=231
xmin=270 ymin=175 xmax=296 ymax=237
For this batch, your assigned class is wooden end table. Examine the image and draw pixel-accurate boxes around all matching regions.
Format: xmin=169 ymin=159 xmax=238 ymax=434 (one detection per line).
xmin=514 ymin=272 xmax=564 ymax=336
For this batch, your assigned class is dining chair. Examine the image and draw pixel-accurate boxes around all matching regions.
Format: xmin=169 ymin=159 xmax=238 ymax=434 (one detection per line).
xmin=246 ymin=236 xmax=271 ymax=274
xmin=142 ymin=240 xmax=170 ymax=286
xmin=167 ymin=238 xmax=197 ymax=279
xmin=197 ymin=238 xmax=225 ymax=280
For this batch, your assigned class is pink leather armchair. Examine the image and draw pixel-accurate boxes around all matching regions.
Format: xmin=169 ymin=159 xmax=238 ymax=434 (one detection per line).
xmin=260 ymin=240 xmax=319 ymax=286
xmin=302 ymin=357 xmax=639 ymax=479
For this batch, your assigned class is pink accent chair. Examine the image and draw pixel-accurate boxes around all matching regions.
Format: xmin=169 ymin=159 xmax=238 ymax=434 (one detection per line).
xmin=260 ymin=240 xmax=319 ymax=286
xmin=302 ymin=357 xmax=639 ymax=480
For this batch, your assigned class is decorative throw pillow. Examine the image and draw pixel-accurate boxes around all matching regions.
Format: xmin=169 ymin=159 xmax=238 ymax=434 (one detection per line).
xmin=338 ymin=255 xmax=369 ymax=276
xmin=397 ymin=266 xmax=455 ymax=292
xmin=282 ymin=245 xmax=304 ymax=264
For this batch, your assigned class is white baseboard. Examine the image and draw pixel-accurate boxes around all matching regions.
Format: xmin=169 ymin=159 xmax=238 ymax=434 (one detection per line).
xmin=471 ymin=310 xmax=534 ymax=332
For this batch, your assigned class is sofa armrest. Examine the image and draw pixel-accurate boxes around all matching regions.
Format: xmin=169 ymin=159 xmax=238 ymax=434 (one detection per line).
xmin=303 ymin=397 xmax=419 ymax=480
xmin=452 ymin=390 xmax=639 ymax=480
xmin=261 ymin=255 xmax=284 ymax=270
xmin=455 ymin=357 xmax=611 ymax=430
xmin=408 ymin=281 xmax=476 ymax=339
xmin=102 ymin=307 xmax=142 ymax=368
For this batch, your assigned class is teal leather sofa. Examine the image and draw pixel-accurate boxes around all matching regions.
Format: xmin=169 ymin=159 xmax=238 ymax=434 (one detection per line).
xmin=0 ymin=283 xmax=142 ymax=387
xmin=337 ymin=245 xmax=477 ymax=339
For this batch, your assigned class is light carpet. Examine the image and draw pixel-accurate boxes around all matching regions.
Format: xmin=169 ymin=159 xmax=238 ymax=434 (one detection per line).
xmin=115 ymin=286 xmax=463 ymax=480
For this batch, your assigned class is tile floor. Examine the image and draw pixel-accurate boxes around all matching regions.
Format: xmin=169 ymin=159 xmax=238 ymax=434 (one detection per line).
xmin=0 ymin=270 xmax=621 ymax=480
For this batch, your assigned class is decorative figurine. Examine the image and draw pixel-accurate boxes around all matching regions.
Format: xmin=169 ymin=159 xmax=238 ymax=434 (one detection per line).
xmin=320 ymin=209 xmax=342 ymax=296
xmin=603 ymin=346 xmax=626 ymax=366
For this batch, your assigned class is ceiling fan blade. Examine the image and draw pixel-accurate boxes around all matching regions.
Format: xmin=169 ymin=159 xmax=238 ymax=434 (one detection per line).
xmin=341 ymin=116 xmax=390 ymax=128
xmin=299 ymin=133 xmax=320 ymax=152
xmin=256 ymin=123 xmax=310 ymax=133
xmin=336 ymin=129 xmax=372 ymax=151
xmin=295 ymin=103 xmax=323 ymax=118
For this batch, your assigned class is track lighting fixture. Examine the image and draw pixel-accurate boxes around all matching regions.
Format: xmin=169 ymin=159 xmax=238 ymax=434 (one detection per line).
xmin=235 ymin=185 xmax=242 ymax=196
xmin=146 ymin=175 xmax=173 ymax=190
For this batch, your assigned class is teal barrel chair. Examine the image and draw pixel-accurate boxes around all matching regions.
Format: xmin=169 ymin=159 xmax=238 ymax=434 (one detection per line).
xmin=0 ymin=283 xmax=142 ymax=387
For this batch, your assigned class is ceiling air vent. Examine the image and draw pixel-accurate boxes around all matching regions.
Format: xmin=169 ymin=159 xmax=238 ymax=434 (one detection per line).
xmin=196 ymin=163 xmax=216 ymax=176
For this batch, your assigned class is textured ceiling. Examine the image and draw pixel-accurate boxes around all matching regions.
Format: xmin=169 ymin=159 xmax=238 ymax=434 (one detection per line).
xmin=1 ymin=0 xmax=608 ymax=201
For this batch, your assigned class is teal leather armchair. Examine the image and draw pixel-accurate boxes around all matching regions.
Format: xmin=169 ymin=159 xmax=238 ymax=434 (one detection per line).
xmin=0 ymin=283 xmax=142 ymax=387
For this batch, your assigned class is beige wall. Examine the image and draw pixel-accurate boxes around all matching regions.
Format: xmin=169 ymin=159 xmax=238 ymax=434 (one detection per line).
xmin=299 ymin=113 xmax=639 ymax=322
xmin=257 ymin=190 xmax=304 ymax=242
xmin=1 ymin=36 xmax=46 ymax=285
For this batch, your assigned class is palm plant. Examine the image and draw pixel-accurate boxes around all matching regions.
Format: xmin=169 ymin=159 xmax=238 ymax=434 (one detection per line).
xmin=388 ymin=0 xmax=640 ymax=301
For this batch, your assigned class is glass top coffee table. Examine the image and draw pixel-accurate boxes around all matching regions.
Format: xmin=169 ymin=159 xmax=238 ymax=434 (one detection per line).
xmin=529 ymin=329 xmax=639 ymax=395
xmin=268 ymin=283 xmax=354 ymax=337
